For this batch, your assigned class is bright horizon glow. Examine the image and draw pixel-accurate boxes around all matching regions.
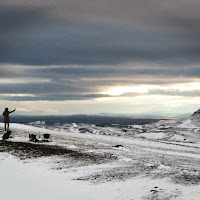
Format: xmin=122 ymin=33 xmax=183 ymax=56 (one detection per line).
xmin=171 ymin=82 xmax=200 ymax=91
xmin=102 ymin=86 xmax=149 ymax=96
xmin=102 ymin=82 xmax=200 ymax=96
xmin=1 ymin=95 xmax=199 ymax=117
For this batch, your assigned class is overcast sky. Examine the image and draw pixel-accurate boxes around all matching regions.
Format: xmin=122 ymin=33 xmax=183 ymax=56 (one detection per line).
xmin=1 ymin=0 xmax=200 ymax=116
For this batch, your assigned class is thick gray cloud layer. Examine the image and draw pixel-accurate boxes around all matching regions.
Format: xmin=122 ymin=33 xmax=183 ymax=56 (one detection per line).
xmin=1 ymin=0 xmax=200 ymax=65
xmin=1 ymin=1 xmax=200 ymax=103
xmin=0 ymin=65 xmax=200 ymax=101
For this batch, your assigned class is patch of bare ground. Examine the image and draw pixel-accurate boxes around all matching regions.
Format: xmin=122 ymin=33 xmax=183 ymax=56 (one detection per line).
xmin=76 ymin=161 xmax=158 ymax=183
xmin=173 ymin=171 xmax=200 ymax=185
xmin=142 ymin=187 xmax=181 ymax=200
xmin=0 ymin=141 xmax=116 ymax=166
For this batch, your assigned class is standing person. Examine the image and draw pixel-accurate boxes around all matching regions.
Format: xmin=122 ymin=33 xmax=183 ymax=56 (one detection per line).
xmin=3 ymin=108 xmax=16 ymax=132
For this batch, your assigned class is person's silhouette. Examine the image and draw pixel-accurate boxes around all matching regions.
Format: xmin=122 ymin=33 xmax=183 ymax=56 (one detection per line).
xmin=3 ymin=108 xmax=16 ymax=131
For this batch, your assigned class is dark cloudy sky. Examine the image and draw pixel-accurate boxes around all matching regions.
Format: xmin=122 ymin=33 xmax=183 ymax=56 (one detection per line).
xmin=1 ymin=0 xmax=200 ymax=116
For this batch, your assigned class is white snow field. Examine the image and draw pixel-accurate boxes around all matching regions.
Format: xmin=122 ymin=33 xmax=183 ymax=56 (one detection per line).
xmin=0 ymin=110 xmax=200 ymax=200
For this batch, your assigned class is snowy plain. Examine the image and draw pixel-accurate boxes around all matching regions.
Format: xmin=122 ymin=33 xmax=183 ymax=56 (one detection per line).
xmin=0 ymin=111 xmax=200 ymax=200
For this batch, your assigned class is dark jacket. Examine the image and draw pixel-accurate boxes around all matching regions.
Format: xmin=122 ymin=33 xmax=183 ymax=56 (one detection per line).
xmin=3 ymin=110 xmax=15 ymax=123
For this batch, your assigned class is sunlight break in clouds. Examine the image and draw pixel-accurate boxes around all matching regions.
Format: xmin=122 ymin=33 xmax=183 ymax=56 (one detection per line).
xmin=102 ymin=82 xmax=200 ymax=96
xmin=103 ymin=86 xmax=149 ymax=96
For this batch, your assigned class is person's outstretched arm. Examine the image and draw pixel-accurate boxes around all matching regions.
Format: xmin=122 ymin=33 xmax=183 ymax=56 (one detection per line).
xmin=9 ymin=109 xmax=16 ymax=113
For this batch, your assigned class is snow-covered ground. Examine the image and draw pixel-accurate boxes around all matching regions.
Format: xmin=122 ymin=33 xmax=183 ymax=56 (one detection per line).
xmin=1 ymin=111 xmax=200 ymax=200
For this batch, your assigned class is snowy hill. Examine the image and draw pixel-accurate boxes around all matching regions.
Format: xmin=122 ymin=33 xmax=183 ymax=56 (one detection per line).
xmin=17 ymin=110 xmax=200 ymax=144
xmin=1 ymin=112 xmax=200 ymax=200
xmin=1 ymin=109 xmax=200 ymax=145
xmin=178 ymin=109 xmax=200 ymax=128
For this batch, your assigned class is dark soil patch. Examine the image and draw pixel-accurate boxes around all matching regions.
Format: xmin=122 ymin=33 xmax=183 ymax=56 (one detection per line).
xmin=76 ymin=161 xmax=158 ymax=182
xmin=173 ymin=172 xmax=200 ymax=185
xmin=0 ymin=141 xmax=116 ymax=164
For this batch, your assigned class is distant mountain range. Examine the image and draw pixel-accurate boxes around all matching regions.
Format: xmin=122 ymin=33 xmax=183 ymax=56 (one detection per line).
xmin=97 ymin=112 xmax=191 ymax=119
xmin=0 ymin=112 xmax=191 ymax=126
xmin=0 ymin=115 xmax=160 ymax=126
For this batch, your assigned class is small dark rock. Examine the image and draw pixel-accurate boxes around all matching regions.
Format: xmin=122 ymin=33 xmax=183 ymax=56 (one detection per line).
xmin=112 ymin=145 xmax=123 ymax=148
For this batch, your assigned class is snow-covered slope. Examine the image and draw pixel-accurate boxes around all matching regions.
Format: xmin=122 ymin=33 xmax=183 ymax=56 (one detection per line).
xmin=178 ymin=109 xmax=200 ymax=128
xmin=1 ymin=112 xmax=200 ymax=200
xmin=11 ymin=110 xmax=200 ymax=144
xmin=0 ymin=110 xmax=200 ymax=147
